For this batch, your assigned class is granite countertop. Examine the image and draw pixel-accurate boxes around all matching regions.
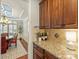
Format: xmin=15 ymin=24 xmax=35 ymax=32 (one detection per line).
xmin=33 ymin=40 xmax=77 ymax=59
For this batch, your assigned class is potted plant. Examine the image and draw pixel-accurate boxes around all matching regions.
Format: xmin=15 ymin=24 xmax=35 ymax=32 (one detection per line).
xmin=18 ymin=25 xmax=23 ymax=40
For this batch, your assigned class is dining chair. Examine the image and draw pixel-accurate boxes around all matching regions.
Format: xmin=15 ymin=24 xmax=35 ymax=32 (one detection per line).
xmin=1 ymin=36 xmax=8 ymax=54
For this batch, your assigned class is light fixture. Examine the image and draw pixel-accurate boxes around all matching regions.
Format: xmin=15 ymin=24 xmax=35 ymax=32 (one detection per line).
xmin=0 ymin=16 xmax=9 ymax=25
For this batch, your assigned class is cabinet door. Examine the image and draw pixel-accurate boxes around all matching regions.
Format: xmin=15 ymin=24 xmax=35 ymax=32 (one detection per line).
xmin=71 ymin=0 xmax=78 ymax=28
xmin=33 ymin=49 xmax=44 ymax=59
xmin=39 ymin=0 xmax=50 ymax=29
xmin=39 ymin=2 xmax=45 ymax=29
xmin=34 ymin=52 xmax=43 ymax=59
xmin=50 ymin=0 xmax=64 ymax=28
xmin=64 ymin=0 xmax=77 ymax=25
xmin=33 ymin=44 xmax=44 ymax=59
xmin=44 ymin=0 xmax=50 ymax=28
xmin=58 ymin=0 xmax=64 ymax=27
xmin=45 ymin=51 xmax=58 ymax=59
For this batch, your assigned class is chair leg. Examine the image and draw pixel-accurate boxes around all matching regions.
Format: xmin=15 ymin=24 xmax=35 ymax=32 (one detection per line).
xmin=1 ymin=49 xmax=7 ymax=54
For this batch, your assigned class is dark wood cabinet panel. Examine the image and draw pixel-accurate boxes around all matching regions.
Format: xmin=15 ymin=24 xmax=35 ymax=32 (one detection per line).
xmin=33 ymin=43 xmax=44 ymax=59
xmin=44 ymin=0 xmax=50 ymax=28
xmin=45 ymin=51 xmax=58 ymax=59
xmin=71 ymin=0 xmax=78 ymax=27
xmin=33 ymin=49 xmax=44 ymax=59
xmin=64 ymin=0 xmax=78 ymax=25
xmin=39 ymin=2 xmax=45 ymax=28
xmin=52 ymin=0 xmax=59 ymax=28
xmin=64 ymin=0 xmax=71 ymax=25
xmin=58 ymin=0 xmax=64 ymax=27
xmin=50 ymin=0 xmax=64 ymax=28
xmin=33 ymin=43 xmax=58 ymax=59
xmin=39 ymin=0 xmax=78 ymax=29
xmin=39 ymin=0 xmax=50 ymax=29
xmin=34 ymin=52 xmax=43 ymax=59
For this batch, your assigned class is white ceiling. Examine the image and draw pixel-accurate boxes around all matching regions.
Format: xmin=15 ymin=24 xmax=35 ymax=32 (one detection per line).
xmin=1 ymin=0 xmax=29 ymax=19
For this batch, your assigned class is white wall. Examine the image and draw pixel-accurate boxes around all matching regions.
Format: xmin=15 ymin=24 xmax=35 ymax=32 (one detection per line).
xmin=31 ymin=1 xmax=39 ymax=27
xmin=16 ymin=18 xmax=29 ymax=42
xmin=28 ymin=0 xmax=39 ymax=59
xmin=23 ymin=17 xmax=29 ymax=42
xmin=1 ymin=0 xmax=29 ymax=19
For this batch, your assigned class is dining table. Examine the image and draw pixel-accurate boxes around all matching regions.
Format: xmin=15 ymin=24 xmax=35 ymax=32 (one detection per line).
xmin=6 ymin=35 xmax=14 ymax=40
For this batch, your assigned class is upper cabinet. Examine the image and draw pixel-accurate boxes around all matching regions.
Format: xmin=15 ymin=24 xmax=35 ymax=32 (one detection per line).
xmin=39 ymin=0 xmax=78 ymax=29
xmin=39 ymin=0 xmax=50 ymax=29
xmin=39 ymin=1 xmax=45 ymax=29
xmin=64 ymin=0 xmax=78 ymax=28
xmin=50 ymin=0 xmax=64 ymax=28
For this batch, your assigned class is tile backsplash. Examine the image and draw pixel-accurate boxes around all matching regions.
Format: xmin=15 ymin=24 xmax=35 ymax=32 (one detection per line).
xmin=45 ymin=29 xmax=66 ymax=48
xmin=40 ymin=29 xmax=77 ymax=50
xmin=39 ymin=29 xmax=78 ymax=46
xmin=33 ymin=28 xmax=78 ymax=50
xmin=33 ymin=28 xmax=78 ymax=59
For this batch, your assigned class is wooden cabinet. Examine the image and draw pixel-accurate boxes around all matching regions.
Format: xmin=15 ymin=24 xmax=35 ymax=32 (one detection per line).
xmin=50 ymin=0 xmax=64 ymax=28
xmin=39 ymin=0 xmax=50 ymax=29
xmin=44 ymin=0 xmax=50 ymax=28
xmin=33 ymin=49 xmax=44 ymax=59
xmin=45 ymin=51 xmax=58 ymax=59
xmin=64 ymin=0 xmax=77 ymax=25
xmin=39 ymin=0 xmax=78 ymax=29
xmin=33 ymin=43 xmax=44 ymax=59
xmin=33 ymin=43 xmax=58 ymax=59
xmin=39 ymin=1 xmax=45 ymax=29
xmin=64 ymin=0 xmax=78 ymax=28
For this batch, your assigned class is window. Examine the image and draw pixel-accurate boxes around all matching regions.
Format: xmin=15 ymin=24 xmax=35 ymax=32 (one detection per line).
xmin=9 ymin=24 xmax=13 ymax=33
xmin=0 ymin=4 xmax=17 ymax=34
xmin=9 ymin=24 xmax=17 ymax=34
xmin=13 ymin=24 xmax=17 ymax=33
xmin=0 ymin=24 xmax=2 ymax=35
xmin=0 ymin=21 xmax=17 ymax=35
xmin=3 ymin=25 xmax=8 ymax=33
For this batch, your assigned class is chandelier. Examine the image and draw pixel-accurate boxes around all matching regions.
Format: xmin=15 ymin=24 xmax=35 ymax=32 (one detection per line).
xmin=0 ymin=16 xmax=9 ymax=25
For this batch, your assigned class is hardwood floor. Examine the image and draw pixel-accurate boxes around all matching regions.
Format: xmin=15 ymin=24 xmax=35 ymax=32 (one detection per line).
xmin=1 ymin=40 xmax=27 ymax=59
xmin=17 ymin=55 xmax=28 ymax=59
xmin=20 ymin=38 xmax=28 ymax=52
xmin=17 ymin=38 xmax=28 ymax=59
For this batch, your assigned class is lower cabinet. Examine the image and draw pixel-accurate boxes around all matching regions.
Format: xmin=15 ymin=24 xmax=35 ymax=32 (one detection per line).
xmin=33 ymin=49 xmax=44 ymax=59
xmin=33 ymin=43 xmax=58 ymax=59
xmin=33 ymin=43 xmax=44 ymax=59
xmin=45 ymin=51 xmax=58 ymax=59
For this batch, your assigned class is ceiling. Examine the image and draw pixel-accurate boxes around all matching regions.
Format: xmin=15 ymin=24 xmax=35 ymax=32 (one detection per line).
xmin=1 ymin=0 xmax=29 ymax=19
